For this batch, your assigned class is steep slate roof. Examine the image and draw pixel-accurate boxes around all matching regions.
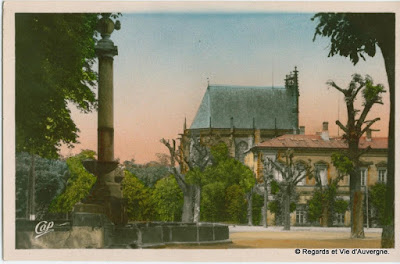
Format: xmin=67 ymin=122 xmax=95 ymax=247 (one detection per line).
xmin=190 ymin=85 xmax=296 ymax=130
xmin=254 ymin=134 xmax=388 ymax=150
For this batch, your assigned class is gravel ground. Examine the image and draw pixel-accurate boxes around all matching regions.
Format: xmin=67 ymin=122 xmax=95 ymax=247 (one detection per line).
xmin=166 ymin=225 xmax=382 ymax=249
xmin=229 ymin=225 xmax=383 ymax=233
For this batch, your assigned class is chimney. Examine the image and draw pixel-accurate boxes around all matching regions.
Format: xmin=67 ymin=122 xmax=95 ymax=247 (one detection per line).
xmin=299 ymin=126 xmax=305 ymax=135
xmin=366 ymin=129 xmax=372 ymax=141
xmin=321 ymin=122 xmax=329 ymax=141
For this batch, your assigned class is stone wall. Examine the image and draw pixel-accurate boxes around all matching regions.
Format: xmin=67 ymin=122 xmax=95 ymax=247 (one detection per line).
xmin=16 ymin=215 xmax=230 ymax=249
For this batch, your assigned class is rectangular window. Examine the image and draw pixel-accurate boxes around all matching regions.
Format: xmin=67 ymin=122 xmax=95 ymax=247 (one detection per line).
xmin=335 ymin=213 xmax=344 ymax=225
xmin=360 ymin=168 xmax=367 ymax=186
xmin=315 ymin=164 xmax=328 ymax=186
xmin=378 ymin=169 xmax=387 ymax=183
xmin=296 ymin=210 xmax=306 ymax=224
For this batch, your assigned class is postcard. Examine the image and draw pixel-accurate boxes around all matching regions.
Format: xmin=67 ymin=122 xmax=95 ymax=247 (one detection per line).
xmin=3 ymin=1 xmax=400 ymax=262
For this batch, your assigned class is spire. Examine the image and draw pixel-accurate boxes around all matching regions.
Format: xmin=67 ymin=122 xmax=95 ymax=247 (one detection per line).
xmin=183 ymin=117 xmax=187 ymax=131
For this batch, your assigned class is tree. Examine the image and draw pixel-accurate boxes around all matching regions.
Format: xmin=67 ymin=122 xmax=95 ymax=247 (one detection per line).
xmin=312 ymin=13 xmax=394 ymax=247
xmin=122 ymin=170 xmax=155 ymax=221
xmin=123 ymin=160 xmax=170 ymax=188
xmin=201 ymin=182 xmax=226 ymax=222
xmin=265 ymin=149 xmax=312 ymax=230
xmin=16 ymin=152 xmax=68 ymax=219
xmin=16 ymin=13 xmax=100 ymax=220
xmin=307 ymin=179 xmax=349 ymax=227
xmin=16 ymin=14 xmax=99 ymax=159
xmin=152 ymin=176 xmax=183 ymax=222
xmin=327 ymin=74 xmax=385 ymax=238
xmin=369 ymin=182 xmax=387 ymax=227
xmin=201 ymin=143 xmax=255 ymax=224
xmin=49 ymin=150 xmax=96 ymax=213
xmin=161 ymin=137 xmax=211 ymax=222
xmin=257 ymin=158 xmax=277 ymax=227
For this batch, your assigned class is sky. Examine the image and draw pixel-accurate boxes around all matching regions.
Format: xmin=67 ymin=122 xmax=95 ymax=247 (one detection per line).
xmin=62 ymin=12 xmax=390 ymax=164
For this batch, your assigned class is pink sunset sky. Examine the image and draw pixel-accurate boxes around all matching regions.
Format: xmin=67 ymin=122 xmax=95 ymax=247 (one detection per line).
xmin=61 ymin=12 xmax=390 ymax=164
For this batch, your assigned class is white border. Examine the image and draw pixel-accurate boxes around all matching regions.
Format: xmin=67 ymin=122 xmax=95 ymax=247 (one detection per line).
xmin=3 ymin=1 xmax=400 ymax=262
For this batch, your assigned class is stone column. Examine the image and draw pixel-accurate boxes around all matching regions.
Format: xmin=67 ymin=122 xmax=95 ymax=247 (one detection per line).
xmin=77 ymin=14 xmax=127 ymax=226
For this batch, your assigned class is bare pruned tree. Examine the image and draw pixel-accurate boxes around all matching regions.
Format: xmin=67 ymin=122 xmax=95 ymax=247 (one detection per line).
xmin=161 ymin=136 xmax=211 ymax=223
xmin=327 ymin=74 xmax=385 ymax=238
xmin=265 ymin=149 xmax=313 ymax=230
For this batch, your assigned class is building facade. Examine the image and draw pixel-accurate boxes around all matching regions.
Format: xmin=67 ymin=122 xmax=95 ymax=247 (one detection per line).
xmin=245 ymin=122 xmax=388 ymax=227
xmin=180 ymin=68 xmax=300 ymax=168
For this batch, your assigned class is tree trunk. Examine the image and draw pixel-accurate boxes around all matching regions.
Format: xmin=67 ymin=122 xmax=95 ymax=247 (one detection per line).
xmin=380 ymin=43 xmax=395 ymax=248
xmin=193 ymin=185 xmax=201 ymax=223
xmin=321 ymin=204 xmax=329 ymax=227
xmin=27 ymin=153 xmax=36 ymax=220
xmin=350 ymin=168 xmax=365 ymax=238
xmin=262 ymin=181 xmax=268 ymax=228
xmin=182 ymin=185 xmax=194 ymax=223
xmin=283 ymin=189 xmax=291 ymax=230
xmin=247 ymin=189 xmax=253 ymax=226
xmin=351 ymin=190 xmax=365 ymax=238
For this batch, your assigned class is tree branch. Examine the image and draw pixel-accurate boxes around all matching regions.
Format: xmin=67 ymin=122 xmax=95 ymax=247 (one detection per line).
xmin=327 ymin=80 xmax=346 ymax=94
xmin=336 ymin=120 xmax=348 ymax=133
xmin=360 ymin=117 xmax=381 ymax=135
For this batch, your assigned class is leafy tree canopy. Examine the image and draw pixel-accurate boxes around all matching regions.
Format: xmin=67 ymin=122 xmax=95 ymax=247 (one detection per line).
xmin=152 ymin=175 xmax=183 ymax=222
xmin=49 ymin=150 xmax=96 ymax=213
xmin=312 ymin=13 xmax=394 ymax=65
xmin=122 ymin=170 xmax=155 ymax=221
xmin=16 ymin=152 xmax=68 ymax=219
xmin=16 ymin=13 xmax=99 ymax=159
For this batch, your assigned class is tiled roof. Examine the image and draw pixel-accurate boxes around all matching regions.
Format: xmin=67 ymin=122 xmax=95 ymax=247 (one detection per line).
xmin=254 ymin=134 xmax=388 ymax=150
xmin=190 ymin=85 xmax=297 ymax=130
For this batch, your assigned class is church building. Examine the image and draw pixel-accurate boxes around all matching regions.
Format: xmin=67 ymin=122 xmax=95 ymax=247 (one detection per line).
xmin=180 ymin=67 xmax=301 ymax=166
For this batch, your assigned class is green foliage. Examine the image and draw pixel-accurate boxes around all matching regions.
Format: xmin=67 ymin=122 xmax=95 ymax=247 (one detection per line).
xmin=312 ymin=13 xmax=394 ymax=65
xmin=201 ymin=182 xmax=226 ymax=222
xmin=268 ymin=201 xmax=279 ymax=214
xmin=306 ymin=182 xmax=348 ymax=225
xmin=49 ymin=150 xmax=96 ymax=213
xmin=290 ymin=202 xmax=297 ymax=213
xmin=252 ymin=193 xmax=264 ymax=225
xmin=125 ymin=161 xmax=170 ymax=187
xmin=225 ymin=185 xmax=247 ymax=224
xmin=331 ymin=152 xmax=353 ymax=175
xmin=210 ymin=142 xmax=229 ymax=164
xmin=270 ymin=179 xmax=280 ymax=195
xmin=16 ymin=14 xmax=100 ymax=159
xmin=306 ymin=190 xmax=323 ymax=223
xmin=197 ymin=142 xmax=255 ymax=224
xmin=335 ymin=199 xmax=349 ymax=214
xmin=122 ymin=170 xmax=155 ymax=221
xmin=16 ymin=152 xmax=68 ymax=219
xmin=363 ymin=80 xmax=386 ymax=105
xmin=152 ymin=176 xmax=183 ymax=222
xmin=185 ymin=167 xmax=204 ymax=186
xmin=268 ymin=188 xmax=296 ymax=225
xmin=369 ymin=182 xmax=387 ymax=226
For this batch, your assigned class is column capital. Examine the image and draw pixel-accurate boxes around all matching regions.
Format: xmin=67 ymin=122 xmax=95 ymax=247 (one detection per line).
xmin=95 ymin=15 xmax=120 ymax=58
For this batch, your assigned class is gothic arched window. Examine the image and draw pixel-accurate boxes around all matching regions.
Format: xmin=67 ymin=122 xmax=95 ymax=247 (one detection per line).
xmin=235 ymin=141 xmax=248 ymax=163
